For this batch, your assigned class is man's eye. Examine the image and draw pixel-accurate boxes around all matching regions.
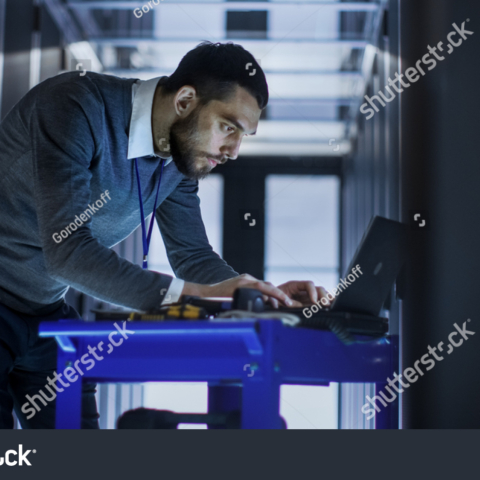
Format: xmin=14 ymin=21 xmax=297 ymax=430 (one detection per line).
xmin=224 ymin=125 xmax=234 ymax=132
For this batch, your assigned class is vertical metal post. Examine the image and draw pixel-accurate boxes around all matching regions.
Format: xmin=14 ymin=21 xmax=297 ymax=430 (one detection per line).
xmin=29 ymin=0 xmax=41 ymax=89
xmin=375 ymin=335 xmax=399 ymax=429
xmin=0 ymin=0 xmax=6 ymax=117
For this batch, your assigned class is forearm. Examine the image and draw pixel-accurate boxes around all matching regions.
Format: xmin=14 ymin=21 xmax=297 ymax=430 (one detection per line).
xmin=181 ymin=281 xmax=211 ymax=299
xmin=155 ymin=177 xmax=239 ymax=284
xmin=44 ymin=233 xmax=173 ymax=310
xmin=165 ymin=247 xmax=239 ymax=284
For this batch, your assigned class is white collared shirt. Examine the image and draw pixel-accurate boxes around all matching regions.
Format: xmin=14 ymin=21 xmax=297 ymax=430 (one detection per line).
xmin=129 ymin=77 xmax=185 ymax=305
xmin=128 ymin=76 xmax=173 ymax=163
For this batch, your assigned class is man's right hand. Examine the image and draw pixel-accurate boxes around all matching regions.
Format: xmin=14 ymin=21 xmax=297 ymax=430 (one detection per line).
xmin=181 ymin=274 xmax=295 ymax=308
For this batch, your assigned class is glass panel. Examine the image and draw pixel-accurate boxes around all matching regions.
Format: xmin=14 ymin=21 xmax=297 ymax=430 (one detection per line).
xmin=144 ymin=382 xmax=208 ymax=430
xmin=280 ymin=384 xmax=339 ymax=430
xmin=265 ymin=174 xmax=340 ymax=429
xmin=265 ymin=175 xmax=339 ymax=271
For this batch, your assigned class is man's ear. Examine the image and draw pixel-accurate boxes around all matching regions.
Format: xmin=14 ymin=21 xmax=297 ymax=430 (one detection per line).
xmin=174 ymin=86 xmax=198 ymax=118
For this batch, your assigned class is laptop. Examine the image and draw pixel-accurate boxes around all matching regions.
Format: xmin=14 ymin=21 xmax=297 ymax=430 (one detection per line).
xmin=274 ymin=215 xmax=407 ymax=336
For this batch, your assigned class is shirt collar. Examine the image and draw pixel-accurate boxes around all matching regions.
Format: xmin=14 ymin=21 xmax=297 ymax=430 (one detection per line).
xmin=127 ymin=76 xmax=173 ymax=166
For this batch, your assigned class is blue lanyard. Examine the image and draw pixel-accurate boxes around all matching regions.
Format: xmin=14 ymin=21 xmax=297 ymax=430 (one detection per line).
xmin=134 ymin=158 xmax=165 ymax=269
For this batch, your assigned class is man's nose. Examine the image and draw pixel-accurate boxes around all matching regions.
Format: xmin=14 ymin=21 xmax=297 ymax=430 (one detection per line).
xmin=223 ymin=138 xmax=242 ymax=161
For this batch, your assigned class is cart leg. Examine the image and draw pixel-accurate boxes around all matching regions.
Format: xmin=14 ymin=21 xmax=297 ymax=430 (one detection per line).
xmin=241 ymin=377 xmax=282 ymax=429
xmin=375 ymin=335 xmax=400 ymax=429
xmin=207 ymin=385 xmax=242 ymax=429
xmin=374 ymin=382 xmax=399 ymax=429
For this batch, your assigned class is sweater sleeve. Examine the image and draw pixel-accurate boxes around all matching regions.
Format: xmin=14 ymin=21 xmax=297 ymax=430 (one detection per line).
xmin=155 ymin=176 xmax=239 ymax=284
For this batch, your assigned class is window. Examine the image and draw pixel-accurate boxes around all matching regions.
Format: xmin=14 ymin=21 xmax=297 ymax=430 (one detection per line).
xmin=265 ymin=174 xmax=340 ymax=429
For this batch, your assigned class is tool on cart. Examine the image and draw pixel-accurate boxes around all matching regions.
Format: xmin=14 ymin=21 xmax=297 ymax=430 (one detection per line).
xmin=91 ymin=303 xmax=208 ymax=321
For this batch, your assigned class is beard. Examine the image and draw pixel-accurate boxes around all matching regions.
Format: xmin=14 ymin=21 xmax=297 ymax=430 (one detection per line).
xmin=168 ymin=106 xmax=213 ymax=181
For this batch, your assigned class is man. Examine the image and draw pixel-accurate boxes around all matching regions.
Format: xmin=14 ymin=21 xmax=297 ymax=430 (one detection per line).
xmin=0 ymin=41 xmax=328 ymax=429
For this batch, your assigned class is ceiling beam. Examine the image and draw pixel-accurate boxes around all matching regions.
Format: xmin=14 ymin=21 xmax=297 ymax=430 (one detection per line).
xmin=67 ymin=1 xmax=379 ymax=12
xmin=106 ymin=67 xmax=362 ymax=77
xmin=90 ymin=38 xmax=368 ymax=47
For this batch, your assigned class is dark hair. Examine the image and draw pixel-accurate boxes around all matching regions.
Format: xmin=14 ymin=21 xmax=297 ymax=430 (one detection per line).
xmin=163 ymin=41 xmax=268 ymax=109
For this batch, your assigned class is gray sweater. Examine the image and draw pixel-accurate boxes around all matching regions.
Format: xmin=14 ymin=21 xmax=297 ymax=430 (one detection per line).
xmin=0 ymin=72 xmax=237 ymax=315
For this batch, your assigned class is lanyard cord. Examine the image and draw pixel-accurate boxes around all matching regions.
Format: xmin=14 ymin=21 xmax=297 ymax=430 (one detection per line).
xmin=134 ymin=157 xmax=165 ymax=269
